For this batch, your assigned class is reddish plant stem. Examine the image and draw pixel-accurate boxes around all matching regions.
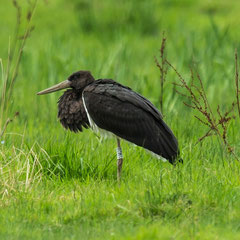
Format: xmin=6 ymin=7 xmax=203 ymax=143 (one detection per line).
xmin=235 ymin=49 xmax=240 ymax=118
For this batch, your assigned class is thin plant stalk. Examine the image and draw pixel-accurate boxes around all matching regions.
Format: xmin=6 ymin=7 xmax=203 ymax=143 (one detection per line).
xmin=235 ymin=49 xmax=240 ymax=118
xmin=0 ymin=0 xmax=38 ymax=136
xmin=155 ymin=32 xmax=167 ymax=114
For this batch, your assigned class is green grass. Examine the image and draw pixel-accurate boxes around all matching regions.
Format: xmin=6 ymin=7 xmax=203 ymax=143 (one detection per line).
xmin=0 ymin=0 xmax=240 ymax=239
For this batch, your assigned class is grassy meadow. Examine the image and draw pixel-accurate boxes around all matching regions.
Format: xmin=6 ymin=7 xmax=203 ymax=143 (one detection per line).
xmin=1 ymin=0 xmax=240 ymax=239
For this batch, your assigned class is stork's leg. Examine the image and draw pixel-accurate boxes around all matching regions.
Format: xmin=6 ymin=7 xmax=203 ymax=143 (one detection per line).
xmin=116 ymin=138 xmax=123 ymax=181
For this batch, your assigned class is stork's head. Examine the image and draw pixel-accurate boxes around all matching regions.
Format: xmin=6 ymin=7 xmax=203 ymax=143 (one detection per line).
xmin=37 ymin=70 xmax=95 ymax=95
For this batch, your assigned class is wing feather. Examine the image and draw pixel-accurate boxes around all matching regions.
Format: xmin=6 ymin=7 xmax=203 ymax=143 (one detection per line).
xmin=83 ymin=81 xmax=179 ymax=163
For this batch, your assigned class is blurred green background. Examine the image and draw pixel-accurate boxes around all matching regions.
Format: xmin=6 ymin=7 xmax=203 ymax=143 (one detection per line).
xmin=1 ymin=0 xmax=240 ymax=122
xmin=1 ymin=0 xmax=240 ymax=138
xmin=1 ymin=1 xmax=240 ymax=239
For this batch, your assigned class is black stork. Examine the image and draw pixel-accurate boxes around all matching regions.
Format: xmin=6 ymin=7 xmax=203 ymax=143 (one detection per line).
xmin=37 ymin=71 xmax=180 ymax=180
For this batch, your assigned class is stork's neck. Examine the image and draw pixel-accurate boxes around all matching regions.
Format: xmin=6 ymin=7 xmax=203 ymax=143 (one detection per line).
xmin=74 ymin=88 xmax=84 ymax=96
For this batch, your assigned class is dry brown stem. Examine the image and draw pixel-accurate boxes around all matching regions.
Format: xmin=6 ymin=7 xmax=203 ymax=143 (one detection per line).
xmin=155 ymin=32 xmax=168 ymax=114
xmin=235 ymin=49 xmax=240 ymax=118
xmin=0 ymin=112 xmax=19 ymax=139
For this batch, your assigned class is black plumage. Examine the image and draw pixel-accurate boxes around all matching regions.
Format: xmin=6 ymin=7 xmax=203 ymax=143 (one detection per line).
xmin=58 ymin=89 xmax=89 ymax=132
xmin=83 ymin=80 xmax=178 ymax=163
xmin=37 ymin=70 xmax=180 ymax=166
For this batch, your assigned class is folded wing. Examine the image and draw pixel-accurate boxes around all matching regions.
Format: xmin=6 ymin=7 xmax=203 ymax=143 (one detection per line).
xmin=83 ymin=80 xmax=179 ymax=163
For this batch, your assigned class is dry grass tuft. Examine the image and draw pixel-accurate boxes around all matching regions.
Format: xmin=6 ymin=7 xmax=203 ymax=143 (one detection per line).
xmin=0 ymin=141 xmax=59 ymax=201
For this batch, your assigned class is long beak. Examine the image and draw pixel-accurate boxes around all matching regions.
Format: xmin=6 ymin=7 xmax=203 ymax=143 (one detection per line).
xmin=37 ymin=80 xmax=71 ymax=95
